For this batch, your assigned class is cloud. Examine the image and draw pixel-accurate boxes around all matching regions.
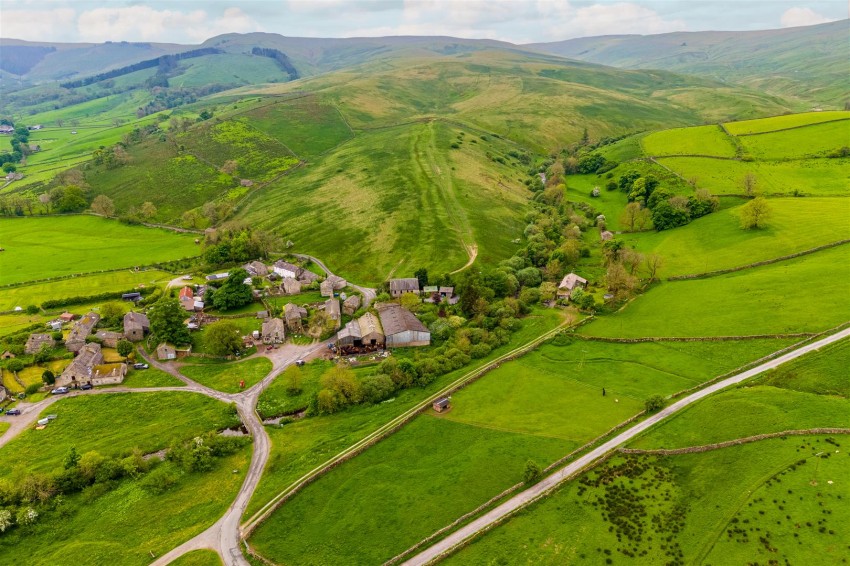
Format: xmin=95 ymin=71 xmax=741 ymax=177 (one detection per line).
xmin=75 ymin=5 xmax=262 ymax=43
xmin=779 ymin=7 xmax=834 ymax=28
xmin=0 ymin=8 xmax=77 ymax=41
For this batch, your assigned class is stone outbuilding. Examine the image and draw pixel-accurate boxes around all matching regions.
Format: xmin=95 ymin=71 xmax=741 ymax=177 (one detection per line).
xmin=343 ymin=295 xmax=361 ymax=316
xmin=124 ymin=312 xmax=150 ymax=342
xmin=56 ymin=342 xmax=126 ymax=387
xmin=25 ymin=333 xmax=55 ymax=354
xmin=284 ymin=303 xmax=308 ymax=330
xmin=281 ymin=277 xmax=301 ymax=295
xmin=389 ymin=278 xmax=420 ymax=298
xmin=320 ymin=275 xmax=347 ymax=297
xmin=377 ymin=304 xmax=431 ymax=348
xmin=156 ymin=342 xmax=191 ymax=361
xmin=262 ymin=318 xmax=286 ymax=344
xmin=325 ymin=298 xmax=341 ymax=329
xmin=66 ymin=312 xmax=100 ymax=352
xmin=95 ymin=331 xmax=123 ymax=349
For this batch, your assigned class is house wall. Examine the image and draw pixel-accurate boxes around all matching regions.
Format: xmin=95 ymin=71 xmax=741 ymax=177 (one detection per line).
xmin=274 ymin=267 xmax=297 ymax=279
xmin=360 ymin=331 xmax=385 ymax=346
xmin=125 ymin=327 xmax=144 ymax=342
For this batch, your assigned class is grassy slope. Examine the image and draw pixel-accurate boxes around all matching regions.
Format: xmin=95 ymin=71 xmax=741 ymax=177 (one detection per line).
xmin=0 ymin=269 xmax=174 ymax=310
xmin=180 ymin=357 xmax=272 ymax=393
xmin=240 ymin=120 xmax=528 ymax=285
xmin=249 ymin=336 xmax=796 ymax=564
xmin=723 ymin=111 xmax=850 ymax=135
xmin=739 ymin=120 xmax=850 ymax=159
xmin=621 ymin=198 xmax=850 ymax=277
xmin=642 ymin=124 xmax=737 ymax=157
xmin=0 ymin=216 xmax=198 ymax=285
xmin=581 ymin=243 xmax=850 ymax=337
xmin=169 ymin=550 xmax=223 ymax=566
xmin=0 ymin=392 xmax=236 ymax=477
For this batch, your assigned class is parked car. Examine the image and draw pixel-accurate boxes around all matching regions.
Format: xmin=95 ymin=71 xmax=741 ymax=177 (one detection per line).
xmin=295 ymin=359 xmax=305 ymax=367
xmin=80 ymin=383 xmax=93 ymax=390
xmin=5 ymin=409 xmax=21 ymax=416
xmin=51 ymin=387 xmax=69 ymax=395
xmin=133 ymin=363 xmax=149 ymax=370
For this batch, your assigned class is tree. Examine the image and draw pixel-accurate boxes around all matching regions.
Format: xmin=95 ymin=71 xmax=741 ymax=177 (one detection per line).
xmin=116 ymin=339 xmax=133 ymax=359
xmin=524 ymin=459 xmax=542 ymax=484
xmin=38 ymin=192 xmax=51 ymax=213
xmin=6 ymin=359 xmax=24 ymax=373
xmin=651 ymin=200 xmax=690 ymax=231
xmin=619 ymin=202 xmax=644 ymax=232
xmin=42 ymin=370 xmax=55 ymax=385
xmin=148 ymin=296 xmax=191 ymax=346
xmin=539 ymin=281 xmax=557 ymax=302
xmin=645 ymin=395 xmax=666 ymax=413
xmin=282 ymin=365 xmax=303 ymax=395
xmin=740 ymin=197 xmax=771 ymax=229
xmin=34 ymin=344 xmax=52 ymax=364
xmin=414 ymin=267 xmax=428 ymax=289
xmin=742 ymin=173 xmax=757 ymax=197
xmin=605 ymin=262 xmax=637 ymax=298
xmin=211 ymin=269 xmax=253 ymax=311
xmin=90 ymin=194 xmax=115 ymax=217
xmin=2 ymin=162 xmax=15 ymax=173
xmin=63 ymin=447 xmax=81 ymax=470
xmin=58 ymin=185 xmax=87 ymax=212
xmin=644 ymin=253 xmax=663 ymax=282
xmin=140 ymin=201 xmax=157 ymax=219
xmin=25 ymin=304 xmax=39 ymax=315
xmin=205 ymin=320 xmax=242 ymax=357
xmin=100 ymin=301 xmax=125 ymax=327
xmin=0 ymin=509 xmax=11 ymax=533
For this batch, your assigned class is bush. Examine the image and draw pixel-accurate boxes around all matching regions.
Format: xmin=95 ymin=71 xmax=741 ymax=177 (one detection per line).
xmin=25 ymin=383 xmax=41 ymax=395
xmin=644 ymin=395 xmax=666 ymax=413
xmin=524 ymin=460 xmax=542 ymax=484
xmin=140 ymin=463 xmax=181 ymax=494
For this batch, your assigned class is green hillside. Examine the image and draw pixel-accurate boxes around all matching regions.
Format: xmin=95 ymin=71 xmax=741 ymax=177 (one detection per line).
xmin=528 ymin=20 xmax=850 ymax=106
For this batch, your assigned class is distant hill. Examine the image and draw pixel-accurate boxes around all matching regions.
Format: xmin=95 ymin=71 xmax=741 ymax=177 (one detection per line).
xmin=526 ymin=20 xmax=850 ymax=106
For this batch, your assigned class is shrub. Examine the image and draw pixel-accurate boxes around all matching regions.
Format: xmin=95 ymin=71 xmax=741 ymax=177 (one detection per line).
xmin=140 ymin=463 xmax=181 ymax=494
xmin=644 ymin=395 xmax=666 ymax=413
xmin=524 ymin=460 xmax=542 ymax=484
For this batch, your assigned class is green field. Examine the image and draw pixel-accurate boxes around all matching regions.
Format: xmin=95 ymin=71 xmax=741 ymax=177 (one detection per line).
xmin=0 ymin=392 xmax=239 ymax=476
xmin=239 ymin=96 xmax=354 ymax=158
xmin=248 ymin=336 xmax=797 ymax=564
xmin=642 ymin=124 xmax=737 ymax=157
xmin=582 ymin=244 xmax=850 ymax=338
xmin=756 ymin=337 xmax=850 ymax=397
xmin=0 ymin=216 xmax=199 ymax=285
xmin=723 ymin=111 xmax=850 ymax=135
xmin=118 ymin=366 xmax=186 ymax=388
xmin=181 ymin=357 xmax=272 ymax=393
xmin=739 ymin=120 xmax=850 ymax=159
xmin=0 ymin=269 xmax=174 ymax=311
xmin=622 ymin=198 xmax=850 ymax=277
xmin=170 ymin=550 xmax=223 ymax=566
xmin=239 ymin=120 xmax=529 ymax=284
xmin=656 ymin=156 xmax=850 ymax=196
xmin=444 ymin=436 xmax=846 ymax=565
xmin=257 ymin=360 xmax=329 ymax=418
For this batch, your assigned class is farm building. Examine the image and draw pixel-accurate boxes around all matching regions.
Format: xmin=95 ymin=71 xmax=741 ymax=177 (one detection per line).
xmin=243 ymin=260 xmax=269 ymax=277
xmin=378 ymin=304 xmax=431 ymax=348
xmin=56 ymin=342 xmax=124 ymax=387
xmin=66 ymin=312 xmax=101 ymax=352
xmin=95 ymin=331 xmax=123 ymax=348
xmin=281 ymin=277 xmax=301 ymax=295
xmin=262 ymin=318 xmax=286 ymax=344
xmin=433 ymin=397 xmax=450 ymax=412
xmin=284 ymin=303 xmax=308 ymax=330
xmin=59 ymin=312 xmax=76 ymax=322
xmin=179 ymin=286 xmax=195 ymax=311
xmin=389 ymin=278 xmax=420 ymax=298
xmin=124 ymin=312 xmax=150 ymax=342
xmin=46 ymin=320 xmax=63 ymax=331
xmin=320 ymin=275 xmax=347 ymax=297
xmin=121 ymin=292 xmax=142 ymax=302
xmin=0 ymin=125 xmax=13 ymax=134
xmin=205 ymin=272 xmax=229 ymax=282
xmin=343 ymin=294 xmax=361 ymax=315
xmin=272 ymin=260 xmax=300 ymax=279
xmin=156 ymin=342 xmax=192 ymax=361
xmin=325 ymin=298 xmax=341 ymax=329
xmin=337 ymin=312 xmax=384 ymax=348
xmin=1 ymin=351 xmax=15 ymax=360
xmin=25 ymin=333 xmax=55 ymax=354
xmin=557 ymin=273 xmax=588 ymax=299
xmin=336 ymin=320 xmax=362 ymax=348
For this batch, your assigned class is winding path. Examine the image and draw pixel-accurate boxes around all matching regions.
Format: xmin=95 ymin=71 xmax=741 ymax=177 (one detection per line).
xmin=401 ymin=327 xmax=850 ymax=566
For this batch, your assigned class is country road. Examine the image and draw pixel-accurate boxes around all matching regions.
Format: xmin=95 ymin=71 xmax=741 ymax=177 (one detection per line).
xmin=402 ymin=327 xmax=850 ymax=565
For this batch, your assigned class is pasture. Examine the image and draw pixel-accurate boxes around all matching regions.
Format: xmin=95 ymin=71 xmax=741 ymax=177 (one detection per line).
xmin=641 ymin=124 xmax=737 ymax=157
xmin=738 ymin=119 xmax=850 ymax=159
xmin=0 ymin=391 xmax=239 ymax=477
xmin=248 ymin=335 xmax=796 ymax=564
xmin=119 ymin=365 xmax=186 ymax=388
xmin=0 ymin=216 xmax=199 ymax=285
xmin=0 ymin=269 xmax=174 ymax=311
xmin=170 ymin=550 xmax=223 ymax=566
xmin=622 ymin=197 xmax=850 ymax=277
xmin=180 ymin=357 xmax=272 ymax=393
xmin=656 ymin=156 xmax=850 ymax=196
xmin=582 ymin=243 xmax=850 ymax=338
xmin=756 ymin=337 xmax=850 ymax=397
xmin=444 ymin=436 xmax=844 ymax=565
xmin=257 ymin=360 xmax=329 ymax=418
xmin=723 ymin=111 xmax=850 ymax=135
xmin=239 ymin=121 xmax=528 ymax=285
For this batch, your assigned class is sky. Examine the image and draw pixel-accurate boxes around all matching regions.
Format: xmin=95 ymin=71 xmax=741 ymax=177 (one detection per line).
xmin=0 ymin=0 xmax=845 ymax=44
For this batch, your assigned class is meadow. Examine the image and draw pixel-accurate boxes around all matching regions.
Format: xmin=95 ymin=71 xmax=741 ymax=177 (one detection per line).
xmin=738 ymin=119 xmax=850 ymax=159
xmin=444 ymin=436 xmax=845 ymax=565
xmin=582 ymin=243 xmax=850 ymax=338
xmin=119 ymin=366 xmax=186 ymax=388
xmin=722 ymin=111 xmax=850 ymax=135
xmin=0 ymin=391 xmax=239 ymax=476
xmin=248 ymin=336 xmax=797 ymax=564
xmin=641 ymin=124 xmax=737 ymax=157
xmin=656 ymin=155 xmax=850 ymax=196
xmin=622 ymin=197 xmax=850 ymax=277
xmin=180 ymin=357 xmax=272 ymax=393
xmin=0 ymin=269 xmax=174 ymax=311
xmin=239 ymin=121 xmax=528 ymax=285
xmin=170 ymin=550 xmax=223 ymax=566
xmin=0 ymin=216 xmax=199 ymax=285
xmin=257 ymin=360 xmax=329 ymax=418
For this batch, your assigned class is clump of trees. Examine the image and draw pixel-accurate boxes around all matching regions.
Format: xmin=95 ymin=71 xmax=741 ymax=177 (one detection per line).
xmin=615 ymin=170 xmax=719 ymax=231
xmin=202 ymin=224 xmax=279 ymax=267
xmin=204 ymin=320 xmax=243 ymax=357
xmin=206 ymin=269 xmax=253 ymax=311
xmin=148 ymin=296 xmax=191 ymax=346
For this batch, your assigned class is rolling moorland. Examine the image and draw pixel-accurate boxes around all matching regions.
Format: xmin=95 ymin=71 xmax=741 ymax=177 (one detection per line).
xmin=0 ymin=20 xmax=849 ymax=566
